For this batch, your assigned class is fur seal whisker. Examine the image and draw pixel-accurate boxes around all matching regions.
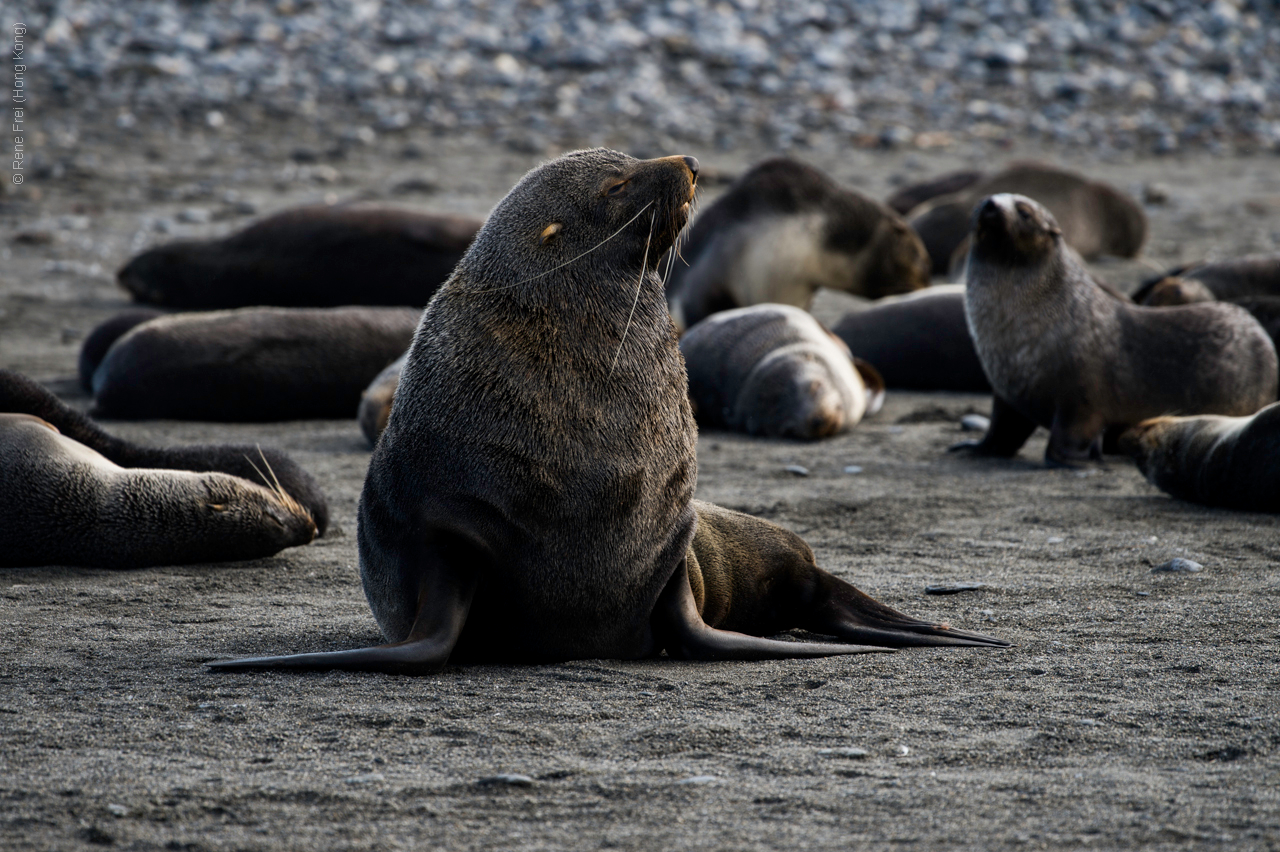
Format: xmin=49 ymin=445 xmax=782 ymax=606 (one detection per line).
xmin=609 ymin=210 xmax=657 ymax=379
xmin=471 ymin=200 xmax=656 ymax=294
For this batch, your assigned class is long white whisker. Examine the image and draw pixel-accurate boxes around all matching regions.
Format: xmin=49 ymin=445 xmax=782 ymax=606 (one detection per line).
xmin=471 ymin=201 xmax=656 ymax=295
xmin=608 ymin=210 xmax=657 ymax=379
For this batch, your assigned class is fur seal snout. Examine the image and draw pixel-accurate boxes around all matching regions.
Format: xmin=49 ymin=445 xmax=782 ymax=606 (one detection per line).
xmin=210 ymin=148 xmax=1004 ymax=674
xmin=959 ymin=194 xmax=1278 ymax=466
xmin=0 ymin=413 xmax=315 ymax=568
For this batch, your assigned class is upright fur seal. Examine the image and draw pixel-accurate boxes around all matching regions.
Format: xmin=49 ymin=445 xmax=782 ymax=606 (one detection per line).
xmin=665 ymin=157 xmax=930 ymax=331
xmin=1 ymin=369 xmax=330 ymax=534
xmin=0 ymin=413 xmax=315 ymax=568
xmin=118 ymin=205 xmax=483 ymax=309
xmin=957 ymin=194 xmax=1277 ymax=466
xmin=907 ymin=162 xmax=1147 ymax=277
xmin=210 ymin=148 xmax=1004 ymax=673
xmin=831 ymin=284 xmax=990 ymax=393
xmin=90 ymin=307 xmax=419 ymax=421
xmin=1131 ymin=253 xmax=1280 ymax=304
xmin=1121 ymin=402 xmax=1280 ymax=512
xmin=680 ymin=303 xmax=884 ymax=440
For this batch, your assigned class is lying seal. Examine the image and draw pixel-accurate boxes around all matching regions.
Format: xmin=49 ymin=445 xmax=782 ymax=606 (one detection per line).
xmin=1121 ymin=402 xmax=1280 ymax=513
xmin=118 ymin=205 xmax=482 ymax=309
xmin=77 ymin=308 xmax=164 ymax=392
xmin=906 ymin=162 xmax=1147 ymax=277
xmin=90 ymin=307 xmax=420 ymax=421
xmin=885 ymin=169 xmax=986 ymax=216
xmin=831 ymin=284 xmax=990 ymax=393
xmin=357 ymin=351 xmax=406 ymax=446
xmin=957 ymin=194 xmax=1277 ymax=466
xmin=680 ymin=303 xmax=884 ymax=440
xmin=210 ymin=148 xmax=1004 ymax=673
xmin=1 ymin=369 xmax=330 ymax=534
xmin=665 ymin=157 xmax=930 ymax=331
xmin=1131 ymin=253 xmax=1280 ymax=304
xmin=0 ymin=413 xmax=316 ymax=568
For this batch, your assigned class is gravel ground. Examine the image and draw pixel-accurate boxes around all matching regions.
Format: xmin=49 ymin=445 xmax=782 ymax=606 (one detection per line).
xmin=5 ymin=2 xmax=1280 ymax=850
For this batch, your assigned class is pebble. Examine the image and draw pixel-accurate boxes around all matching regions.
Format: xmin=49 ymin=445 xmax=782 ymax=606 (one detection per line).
xmin=897 ymin=746 xmax=911 ymax=757
xmin=784 ymin=465 xmax=810 ymax=477
xmin=478 ymin=773 xmax=534 ymax=788
xmin=960 ymin=415 xmax=991 ymax=432
xmin=924 ymin=583 xmax=985 ymax=595
xmin=105 ymin=803 xmax=127 ymax=817
xmin=1153 ymin=558 xmax=1203 ymax=573
xmin=1047 ymin=536 xmax=1065 ymax=544
xmin=676 ymin=775 xmax=719 ymax=786
xmin=343 ymin=773 xmax=386 ymax=784
xmin=817 ymin=747 xmax=869 ymax=759
xmin=843 ymin=465 xmax=863 ymax=475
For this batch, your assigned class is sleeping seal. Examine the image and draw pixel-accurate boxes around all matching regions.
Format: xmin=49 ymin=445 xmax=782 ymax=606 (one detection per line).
xmin=1131 ymin=253 xmax=1280 ymax=304
xmin=1121 ymin=402 xmax=1280 ymax=513
xmin=357 ymin=351 xmax=407 ymax=446
xmin=665 ymin=157 xmax=930 ymax=331
xmin=90 ymin=307 xmax=419 ymax=421
xmin=118 ymin=205 xmax=482 ymax=309
xmin=210 ymin=148 xmax=1005 ymax=673
xmin=0 ymin=413 xmax=315 ymax=568
xmin=680 ymin=303 xmax=884 ymax=440
xmin=956 ymin=194 xmax=1277 ymax=466
xmin=0 ymin=369 xmax=330 ymax=534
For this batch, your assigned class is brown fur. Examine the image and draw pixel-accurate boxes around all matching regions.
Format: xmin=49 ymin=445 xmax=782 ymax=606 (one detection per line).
xmin=960 ymin=194 xmax=1277 ymax=466
xmin=1131 ymin=253 xmax=1280 ymax=304
xmin=357 ymin=352 xmax=406 ymax=446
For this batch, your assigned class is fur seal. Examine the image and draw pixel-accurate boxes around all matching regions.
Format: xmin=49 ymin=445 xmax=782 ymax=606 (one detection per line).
xmin=1121 ymin=402 xmax=1280 ymax=512
xmin=885 ymin=169 xmax=986 ymax=216
xmin=680 ymin=303 xmax=884 ymax=440
xmin=77 ymin=308 xmax=165 ymax=392
xmin=90 ymin=307 xmax=419 ymax=421
xmin=906 ymin=162 xmax=1147 ymax=277
xmin=118 ymin=205 xmax=482 ymax=309
xmin=357 ymin=351 xmax=406 ymax=446
xmin=0 ymin=413 xmax=315 ymax=568
xmin=956 ymin=194 xmax=1277 ymax=466
xmin=1131 ymin=253 xmax=1280 ymax=304
xmin=831 ymin=284 xmax=991 ymax=393
xmin=1 ymin=369 xmax=330 ymax=534
xmin=665 ymin=157 xmax=930 ymax=331
xmin=210 ymin=148 xmax=1005 ymax=673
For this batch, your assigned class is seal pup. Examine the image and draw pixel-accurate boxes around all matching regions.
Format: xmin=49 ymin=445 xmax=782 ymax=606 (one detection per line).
xmin=680 ymin=303 xmax=885 ymax=440
xmin=90 ymin=307 xmax=419 ymax=421
xmin=0 ymin=369 xmax=330 ymax=534
xmin=357 ymin=351 xmax=406 ymax=446
xmin=956 ymin=194 xmax=1277 ymax=466
xmin=210 ymin=148 xmax=1005 ymax=673
xmin=831 ymin=284 xmax=990 ymax=393
xmin=665 ymin=157 xmax=930 ymax=331
xmin=118 ymin=205 xmax=483 ymax=309
xmin=906 ymin=162 xmax=1147 ymax=277
xmin=1121 ymin=402 xmax=1280 ymax=513
xmin=77 ymin=308 xmax=165 ymax=392
xmin=0 ymin=413 xmax=316 ymax=568
xmin=1131 ymin=253 xmax=1280 ymax=304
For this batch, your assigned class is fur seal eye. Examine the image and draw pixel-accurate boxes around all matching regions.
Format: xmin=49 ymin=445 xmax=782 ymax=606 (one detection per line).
xmin=1015 ymin=202 xmax=1034 ymax=221
xmin=539 ymin=223 xmax=562 ymax=245
xmin=605 ymin=180 xmax=629 ymax=197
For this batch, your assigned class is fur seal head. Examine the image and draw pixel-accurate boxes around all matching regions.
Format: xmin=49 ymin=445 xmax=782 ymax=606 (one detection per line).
xmin=969 ymin=193 xmax=1063 ymax=269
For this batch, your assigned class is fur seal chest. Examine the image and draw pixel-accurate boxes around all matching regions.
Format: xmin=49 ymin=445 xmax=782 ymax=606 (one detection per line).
xmin=211 ymin=149 xmax=1006 ymax=674
xmin=957 ymin=194 xmax=1277 ymax=466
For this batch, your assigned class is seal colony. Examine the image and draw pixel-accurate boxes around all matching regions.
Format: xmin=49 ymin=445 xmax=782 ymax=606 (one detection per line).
xmin=210 ymin=148 xmax=1006 ymax=673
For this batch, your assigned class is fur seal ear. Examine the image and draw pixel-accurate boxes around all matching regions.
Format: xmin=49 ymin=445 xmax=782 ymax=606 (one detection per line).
xmin=539 ymin=223 xmax=563 ymax=245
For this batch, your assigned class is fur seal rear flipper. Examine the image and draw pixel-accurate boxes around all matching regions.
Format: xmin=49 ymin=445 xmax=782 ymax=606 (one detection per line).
xmin=0 ymin=369 xmax=329 ymax=534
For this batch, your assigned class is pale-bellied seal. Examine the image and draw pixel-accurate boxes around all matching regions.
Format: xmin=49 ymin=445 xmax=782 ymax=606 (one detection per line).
xmin=210 ymin=148 xmax=1004 ymax=673
xmin=1 ymin=369 xmax=331 ymax=534
xmin=907 ymin=162 xmax=1147 ymax=277
xmin=665 ymin=157 xmax=930 ymax=331
xmin=0 ymin=413 xmax=316 ymax=568
xmin=1120 ymin=402 xmax=1280 ymax=513
xmin=77 ymin=308 xmax=165 ymax=392
xmin=1131 ymin=253 xmax=1280 ymax=304
xmin=118 ymin=205 xmax=482 ymax=309
xmin=831 ymin=284 xmax=990 ymax=393
xmin=885 ymin=169 xmax=986 ymax=216
xmin=956 ymin=194 xmax=1277 ymax=466
xmin=357 ymin=351 xmax=406 ymax=446
xmin=680 ymin=303 xmax=884 ymax=440
xmin=90 ymin=307 xmax=420 ymax=421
